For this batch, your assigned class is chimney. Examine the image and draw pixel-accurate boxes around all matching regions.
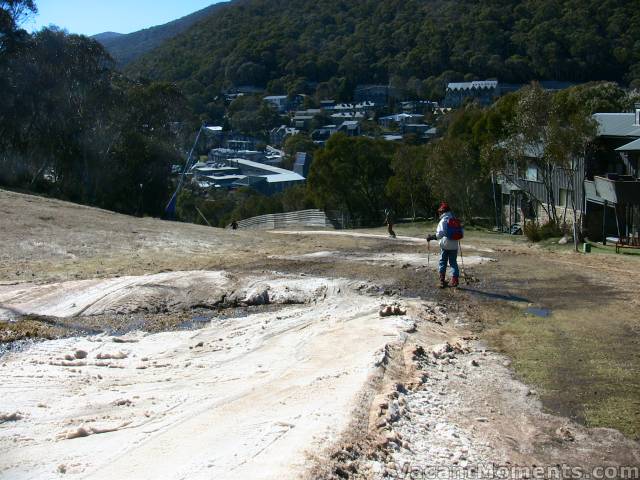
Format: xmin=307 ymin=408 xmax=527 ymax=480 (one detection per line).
xmin=636 ymin=103 xmax=640 ymax=127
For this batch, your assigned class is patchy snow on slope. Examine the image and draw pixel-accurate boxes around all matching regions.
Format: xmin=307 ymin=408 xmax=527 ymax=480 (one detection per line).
xmin=270 ymin=251 xmax=493 ymax=268
xmin=0 ymin=272 xmax=417 ymax=480
xmin=270 ymin=230 xmax=495 ymax=253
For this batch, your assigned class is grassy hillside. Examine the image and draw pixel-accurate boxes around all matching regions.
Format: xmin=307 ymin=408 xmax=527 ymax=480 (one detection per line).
xmin=127 ymin=0 xmax=640 ymax=115
xmin=94 ymin=2 xmax=231 ymax=67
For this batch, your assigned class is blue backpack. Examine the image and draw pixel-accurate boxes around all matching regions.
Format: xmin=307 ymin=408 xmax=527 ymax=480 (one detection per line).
xmin=444 ymin=216 xmax=464 ymax=240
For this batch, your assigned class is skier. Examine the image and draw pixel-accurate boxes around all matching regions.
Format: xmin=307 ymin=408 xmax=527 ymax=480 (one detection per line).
xmin=384 ymin=209 xmax=396 ymax=238
xmin=426 ymin=202 xmax=464 ymax=288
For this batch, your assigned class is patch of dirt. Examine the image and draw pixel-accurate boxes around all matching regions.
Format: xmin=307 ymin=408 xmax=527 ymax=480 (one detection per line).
xmin=2 ymin=190 xmax=639 ymax=479
xmin=308 ymin=308 xmax=640 ymax=479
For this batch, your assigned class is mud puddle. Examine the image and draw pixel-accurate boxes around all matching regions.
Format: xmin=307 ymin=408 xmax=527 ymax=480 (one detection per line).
xmin=457 ymin=287 xmax=530 ymax=303
xmin=525 ymin=306 xmax=552 ymax=318
xmin=1 ymin=302 xmax=297 ymax=354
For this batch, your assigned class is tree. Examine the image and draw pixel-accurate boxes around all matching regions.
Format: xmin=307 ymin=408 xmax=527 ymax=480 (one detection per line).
xmin=282 ymin=133 xmax=316 ymax=169
xmin=547 ymin=89 xmax=598 ymax=250
xmin=501 ymin=85 xmax=561 ymax=224
xmin=424 ymin=137 xmax=489 ymax=223
xmin=553 ymin=82 xmax=636 ymax=115
xmin=0 ymin=28 xmax=117 ymax=196
xmin=98 ymin=131 xmax=180 ymax=217
xmin=176 ymin=189 xmax=198 ymax=224
xmin=280 ymin=184 xmax=316 ymax=212
xmin=499 ymin=83 xmax=596 ymax=232
xmin=127 ymin=0 xmax=640 ymax=122
xmin=0 ymin=25 xmax=192 ymax=217
xmin=232 ymin=61 xmax=267 ymax=87
xmin=386 ymin=144 xmax=430 ymax=220
xmin=308 ymin=133 xmax=393 ymax=225
xmin=227 ymin=95 xmax=280 ymax=137
xmin=0 ymin=0 xmax=36 ymax=55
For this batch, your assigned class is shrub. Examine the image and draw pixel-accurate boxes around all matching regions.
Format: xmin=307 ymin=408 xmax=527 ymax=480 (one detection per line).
xmin=539 ymin=220 xmax=562 ymax=239
xmin=523 ymin=221 xmax=542 ymax=242
xmin=523 ymin=220 xmax=562 ymax=242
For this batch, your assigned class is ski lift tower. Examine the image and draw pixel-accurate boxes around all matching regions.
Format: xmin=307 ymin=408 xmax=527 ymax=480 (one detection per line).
xmin=164 ymin=123 xmax=206 ymax=219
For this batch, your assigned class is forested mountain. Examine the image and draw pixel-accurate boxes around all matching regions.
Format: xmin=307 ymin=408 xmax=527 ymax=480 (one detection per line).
xmin=92 ymin=32 xmax=123 ymax=42
xmin=127 ymin=0 xmax=640 ymax=117
xmin=94 ymin=1 xmax=230 ymax=67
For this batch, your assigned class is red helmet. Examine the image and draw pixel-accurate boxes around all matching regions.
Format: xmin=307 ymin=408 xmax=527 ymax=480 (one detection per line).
xmin=437 ymin=202 xmax=450 ymax=214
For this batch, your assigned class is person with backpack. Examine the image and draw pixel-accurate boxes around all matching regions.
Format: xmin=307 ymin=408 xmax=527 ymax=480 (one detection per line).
xmin=426 ymin=202 xmax=464 ymax=288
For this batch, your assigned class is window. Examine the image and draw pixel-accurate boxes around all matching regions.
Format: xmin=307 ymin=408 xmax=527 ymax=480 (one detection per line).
xmin=558 ymin=188 xmax=572 ymax=207
xmin=569 ymin=157 xmax=578 ymax=170
xmin=526 ymin=164 xmax=539 ymax=182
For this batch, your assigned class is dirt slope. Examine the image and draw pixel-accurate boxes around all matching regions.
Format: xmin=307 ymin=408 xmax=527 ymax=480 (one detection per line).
xmin=1 ymin=190 xmax=639 ymax=479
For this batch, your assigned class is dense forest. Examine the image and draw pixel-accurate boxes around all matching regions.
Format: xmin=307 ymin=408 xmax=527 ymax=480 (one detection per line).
xmin=94 ymin=1 xmax=230 ymax=67
xmin=0 ymin=0 xmax=195 ymax=217
xmin=128 ymin=0 xmax=640 ymax=119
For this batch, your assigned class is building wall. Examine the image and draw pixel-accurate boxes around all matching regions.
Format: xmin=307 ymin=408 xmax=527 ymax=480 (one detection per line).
xmin=443 ymin=87 xmax=498 ymax=108
xmin=500 ymin=156 xmax=586 ymax=218
xmin=500 ymin=197 xmax=583 ymax=232
xmin=534 ymin=203 xmax=583 ymax=227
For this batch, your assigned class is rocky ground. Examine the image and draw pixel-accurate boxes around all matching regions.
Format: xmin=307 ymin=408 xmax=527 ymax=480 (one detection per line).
xmin=0 ymin=189 xmax=639 ymax=479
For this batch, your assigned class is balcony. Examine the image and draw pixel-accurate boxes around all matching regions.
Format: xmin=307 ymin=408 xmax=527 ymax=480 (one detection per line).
xmin=590 ymin=174 xmax=640 ymax=205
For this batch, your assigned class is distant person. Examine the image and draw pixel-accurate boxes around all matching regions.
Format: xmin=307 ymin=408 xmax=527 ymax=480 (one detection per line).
xmin=230 ymin=220 xmax=238 ymax=230
xmin=426 ymin=202 xmax=464 ymax=288
xmin=384 ymin=209 xmax=396 ymax=238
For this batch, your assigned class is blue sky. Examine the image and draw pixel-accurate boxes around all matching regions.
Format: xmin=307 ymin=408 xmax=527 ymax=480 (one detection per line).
xmin=27 ymin=0 xmax=225 ymax=36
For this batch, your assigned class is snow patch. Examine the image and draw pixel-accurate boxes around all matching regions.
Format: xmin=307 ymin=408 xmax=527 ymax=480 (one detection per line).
xmin=0 ymin=273 xmax=420 ymax=480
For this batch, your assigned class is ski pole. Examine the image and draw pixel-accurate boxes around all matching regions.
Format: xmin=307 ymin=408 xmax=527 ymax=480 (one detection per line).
xmin=459 ymin=241 xmax=468 ymax=284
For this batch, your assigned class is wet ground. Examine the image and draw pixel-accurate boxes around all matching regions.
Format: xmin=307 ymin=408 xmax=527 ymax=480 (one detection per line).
xmin=0 ymin=304 xmax=287 ymax=351
xmin=2 ymin=218 xmax=639 ymax=440
xmin=466 ymin=244 xmax=640 ymax=440
xmin=1 ymin=190 xmax=639 ymax=478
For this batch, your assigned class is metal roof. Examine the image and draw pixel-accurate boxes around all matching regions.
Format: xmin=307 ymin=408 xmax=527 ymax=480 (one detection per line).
xmin=331 ymin=112 xmax=365 ymax=118
xmin=496 ymin=137 xmax=544 ymax=158
xmin=230 ymin=158 xmax=305 ymax=183
xmin=379 ymin=113 xmax=424 ymax=121
xmin=264 ymin=173 xmax=305 ymax=183
xmin=204 ymin=175 xmax=246 ymax=181
xmin=447 ymin=80 xmax=498 ymax=91
xmin=383 ymin=135 xmax=403 ymax=141
xmin=593 ymin=113 xmax=640 ymax=137
xmin=616 ymin=138 xmax=640 ymax=151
